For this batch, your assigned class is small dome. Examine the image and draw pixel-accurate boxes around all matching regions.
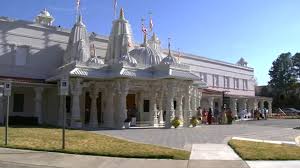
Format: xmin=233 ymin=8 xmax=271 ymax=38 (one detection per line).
xmin=119 ymin=53 xmax=137 ymax=66
xmin=87 ymin=57 xmax=104 ymax=65
xmin=160 ymin=53 xmax=178 ymax=65
xmin=39 ymin=9 xmax=51 ymax=17
xmin=129 ymin=45 xmax=163 ymax=66
xmin=160 ymin=40 xmax=178 ymax=65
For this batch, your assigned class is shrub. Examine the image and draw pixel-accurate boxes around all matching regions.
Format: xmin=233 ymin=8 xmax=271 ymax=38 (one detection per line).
xmin=171 ymin=117 xmax=181 ymax=128
xmin=190 ymin=116 xmax=199 ymax=127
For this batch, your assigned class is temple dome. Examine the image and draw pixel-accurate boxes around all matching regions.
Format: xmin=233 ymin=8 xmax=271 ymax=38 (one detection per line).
xmin=87 ymin=57 xmax=104 ymax=65
xmin=119 ymin=53 xmax=137 ymax=66
xmin=35 ymin=8 xmax=54 ymax=26
xmin=129 ymin=45 xmax=163 ymax=66
xmin=160 ymin=53 xmax=178 ymax=65
xmin=160 ymin=41 xmax=178 ymax=65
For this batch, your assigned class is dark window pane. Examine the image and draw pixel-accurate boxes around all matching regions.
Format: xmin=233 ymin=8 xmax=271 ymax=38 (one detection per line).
xmin=13 ymin=94 xmax=24 ymax=112
xmin=143 ymin=100 xmax=149 ymax=112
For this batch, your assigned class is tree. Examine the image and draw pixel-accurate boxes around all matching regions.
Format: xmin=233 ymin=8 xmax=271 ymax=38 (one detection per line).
xmin=292 ymin=53 xmax=300 ymax=79
xmin=268 ymin=53 xmax=297 ymax=96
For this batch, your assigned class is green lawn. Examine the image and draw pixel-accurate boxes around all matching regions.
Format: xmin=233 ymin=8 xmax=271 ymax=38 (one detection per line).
xmin=229 ymin=139 xmax=300 ymax=160
xmin=0 ymin=126 xmax=190 ymax=160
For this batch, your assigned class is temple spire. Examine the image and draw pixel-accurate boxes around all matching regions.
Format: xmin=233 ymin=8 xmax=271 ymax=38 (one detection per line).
xmin=119 ymin=8 xmax=125 ymax=20
xmin=168 ymin=38 xmax=171 ymax=56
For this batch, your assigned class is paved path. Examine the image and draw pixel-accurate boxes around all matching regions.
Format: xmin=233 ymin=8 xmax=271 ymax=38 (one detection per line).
xmin=93 ymin=119 xmax=300 ymax=150
xmin=246 ymin=161 xmax=300 ymax=168
xmin=0 ymin=147 xmax=249 ymax=168
xmin=190 ymin=144 xmax=241 ymax=160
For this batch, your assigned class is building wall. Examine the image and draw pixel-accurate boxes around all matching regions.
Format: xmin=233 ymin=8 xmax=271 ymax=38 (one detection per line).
xmin=0 ymin=17 xmax=255 ymax=98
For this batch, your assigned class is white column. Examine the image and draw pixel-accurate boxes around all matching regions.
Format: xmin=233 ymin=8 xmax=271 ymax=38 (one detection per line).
xmin=191 ymin=87 xmax=197 ymax=117
xmin=70 ymin=79 xmax=83 ymax=128
xmin=116 ymin=79 xmax=129 ymax=129
xmin=197 ymin=91 xmax=202 ymax=108
xmin=150 ymin=92 xmax=159 ymax=127
xmin=0 ymin=95 xmax=4 ymax=124
xmin=158 ymin=92 xmax=164 ymax=126
xmin=231 ymin=98 xmax=238 ymax=118
xmin=165 ymin=80 xmax=175 ymax=128
xmin=34 ymin=87 xmax=44 ymax=124
xmin=176 ymin=95 xmax=183 ymax=127
xmin=104 ymin=84 xmax=114 ymax=128
xmin=184 ymin=84 xmax=192 ymax=127
xmin=89 ymin=85 xmax=99 ymax=128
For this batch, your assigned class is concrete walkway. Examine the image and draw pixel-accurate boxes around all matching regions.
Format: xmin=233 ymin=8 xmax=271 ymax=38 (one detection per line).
xmin=0 ymin=147 xmax=250 ymax=168
xmin=190 ymin=144 xmax=241 ymax=160
xmin=246 ymin=161 xmax=300 ymax=168
xmin=0 ymin=147 xmax=299 ymax=168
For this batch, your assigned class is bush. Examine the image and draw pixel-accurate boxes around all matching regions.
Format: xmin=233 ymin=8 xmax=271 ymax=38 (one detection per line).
xmin=190 ymin=116 xmax=199 ymax=127
xmin=171 ymin=117 xmax=181 ymax=128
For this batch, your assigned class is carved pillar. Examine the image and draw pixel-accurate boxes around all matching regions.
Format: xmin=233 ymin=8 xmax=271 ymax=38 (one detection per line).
xmin=89 ymin=85 xmax=99 ymax=128
xmin=165 ymin=80 xmax=175 ymax=128
xmin=184 ymin=83 xmax=192 ymax=127
xmin=104 ymin=84 xmax=114 ymax=128
xmin=158 ymin=91 xmax=164 ymax=126
xmin=197 ymin=91 xmax=202 ymax=108
xmin=268 ymin=100 xmax=272 ymax=114
xmin=176 ymin=94 xmax=184 ymax=126
xmin=116 ymin=79 xmax=129 ymax=129
xmin=70 ymin=78 xmax=83 ymax=128
xmin=231 ymin=98 xmax=238 ymax=118
xmin=150 ymin=91 xmax=159 ymax=127
xmin=34 ymin=87 xmax=44 ymax=124
xmin=191 ymin=87 xmax=197 ymax=117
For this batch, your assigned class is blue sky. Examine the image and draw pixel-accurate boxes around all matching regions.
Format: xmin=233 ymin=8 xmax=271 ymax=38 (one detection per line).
xmin=1 ymin=0 xmax=300 ymax=85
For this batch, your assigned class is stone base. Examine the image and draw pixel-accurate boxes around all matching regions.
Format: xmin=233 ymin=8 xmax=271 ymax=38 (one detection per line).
xmin=89 ymin=122 xmax=98 ymax=128
xmin=71 ymin=120 xmax=82 ymax=129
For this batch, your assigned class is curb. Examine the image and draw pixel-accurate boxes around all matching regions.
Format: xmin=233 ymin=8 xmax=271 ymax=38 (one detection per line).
xmin=231 ymin=137 xmax=296 ymax=146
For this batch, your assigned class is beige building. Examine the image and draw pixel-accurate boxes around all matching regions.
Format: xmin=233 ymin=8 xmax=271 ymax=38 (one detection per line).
xmin=0 ymin=8 xmax=272 ymax=129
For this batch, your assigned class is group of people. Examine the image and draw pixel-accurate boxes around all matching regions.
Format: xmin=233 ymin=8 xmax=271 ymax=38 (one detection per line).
xmin=196 ymin=107 xmax=233 ymax=125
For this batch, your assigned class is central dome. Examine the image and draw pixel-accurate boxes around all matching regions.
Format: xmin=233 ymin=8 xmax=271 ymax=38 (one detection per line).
xmin=129 ymin=45 xmax=164 ymax=66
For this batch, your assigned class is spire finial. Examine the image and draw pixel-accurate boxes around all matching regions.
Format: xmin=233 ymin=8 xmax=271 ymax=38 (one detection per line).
xmin=168 ymin=37 xmax=171 ymax=56
xmin=119 ymin=8 xmax=125 ymax=20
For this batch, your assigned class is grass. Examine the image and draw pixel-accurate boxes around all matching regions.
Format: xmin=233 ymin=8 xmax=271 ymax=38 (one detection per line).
xmin=228 ymin=139 xmax=300 ymax=160
xmin=0 ymin=126 xmax=190 ymax=160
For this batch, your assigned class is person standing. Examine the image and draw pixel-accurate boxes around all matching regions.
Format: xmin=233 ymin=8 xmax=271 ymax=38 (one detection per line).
xmin=207 ymin=108 xmax=212 ymax=125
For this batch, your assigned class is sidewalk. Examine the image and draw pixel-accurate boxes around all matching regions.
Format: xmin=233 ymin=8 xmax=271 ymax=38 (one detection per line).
xmin=0 ymin=147 xmax=299 ymax=168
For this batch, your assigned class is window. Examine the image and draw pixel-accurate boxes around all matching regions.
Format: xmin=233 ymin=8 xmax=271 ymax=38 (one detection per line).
xmin=224 ymin=77 xmax=230 ymax=89
xmin=143 ymin=100 xmax=149 ymax=112
xmin=213 ymin=75 xmax=219 ymax=87
xmin=13 ymin=94 xmax=24 ymax=112
xmin=15 ymin=46 xmax=28 ymax=65
xmin=199 ymin=72 xmax=207 ymax=82
xmin=234 ymin=78 xmax=239 ymax=89
xmin=243 ymin=79 xmax=248 ymax=90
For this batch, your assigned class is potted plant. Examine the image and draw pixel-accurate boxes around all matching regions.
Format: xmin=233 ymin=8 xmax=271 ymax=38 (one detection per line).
xmin=190 ymin=116 xmax=199 ymax=127
xmin=171 ymin=117 xmax=181 ymax=128
xmin=124 ymin=118 xmax=131 ymax=129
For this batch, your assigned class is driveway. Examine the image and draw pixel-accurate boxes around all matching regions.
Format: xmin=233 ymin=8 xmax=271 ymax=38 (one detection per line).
xmin=92 ymin=119 xmax=300 ymax=150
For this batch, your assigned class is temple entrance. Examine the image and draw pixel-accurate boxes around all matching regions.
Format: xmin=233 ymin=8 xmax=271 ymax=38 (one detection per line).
xmin=126 ymin=94 xmax=136 ymax=119
xmin=84 ymin=92 xmax=102 ymax=125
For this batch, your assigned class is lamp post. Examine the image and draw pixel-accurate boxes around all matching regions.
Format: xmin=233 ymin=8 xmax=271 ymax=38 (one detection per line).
xmin=3 ymin=81 xmax=12 ymax=145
